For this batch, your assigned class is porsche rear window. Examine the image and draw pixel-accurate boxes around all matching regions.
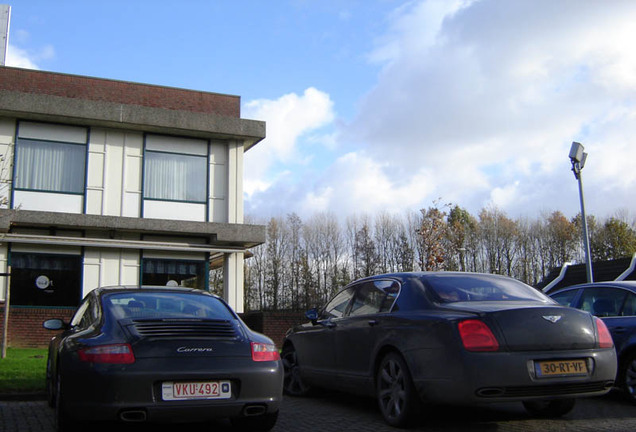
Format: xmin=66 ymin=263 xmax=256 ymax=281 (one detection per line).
xmin=105 ymin=292 xmax=235 ymax=320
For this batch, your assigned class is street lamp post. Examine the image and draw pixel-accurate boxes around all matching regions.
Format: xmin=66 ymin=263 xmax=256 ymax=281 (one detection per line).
xmin=569 ymin=141 xmax=594 ymax=283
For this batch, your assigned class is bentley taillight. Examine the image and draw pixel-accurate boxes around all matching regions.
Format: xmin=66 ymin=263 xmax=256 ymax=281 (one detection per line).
xmin=458 ymin=319 xmax=500 ymax=352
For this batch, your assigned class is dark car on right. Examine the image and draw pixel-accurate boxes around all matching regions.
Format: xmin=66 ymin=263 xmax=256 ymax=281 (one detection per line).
xmin=550 ymin=281 xmax=636 ymax=402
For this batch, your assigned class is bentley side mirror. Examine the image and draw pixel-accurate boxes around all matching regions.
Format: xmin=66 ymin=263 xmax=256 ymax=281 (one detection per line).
xmin=305 ymin=308 xmax=319 ymax=324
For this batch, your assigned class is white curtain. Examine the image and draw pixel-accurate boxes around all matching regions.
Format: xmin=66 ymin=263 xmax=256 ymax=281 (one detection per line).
xmin=144 ymin=151 xmax=206 ymax=202
xmin=15 ymin=139 xmax=86 ymax=193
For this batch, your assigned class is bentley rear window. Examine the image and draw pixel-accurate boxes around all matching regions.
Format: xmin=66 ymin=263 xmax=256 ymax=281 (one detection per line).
xmin=425 ymin=274 xmax=551 ymax=303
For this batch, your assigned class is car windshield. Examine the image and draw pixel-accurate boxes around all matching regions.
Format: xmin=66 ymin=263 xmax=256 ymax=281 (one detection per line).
xmin=104 ymin=291 xmax=236 ymax=320
xmin=424 ymin=274 xmax=552 ymax=304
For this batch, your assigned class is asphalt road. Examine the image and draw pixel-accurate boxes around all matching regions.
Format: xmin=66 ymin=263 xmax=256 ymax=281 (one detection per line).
xmin=2 ymin=391 xmax=636 ymax=432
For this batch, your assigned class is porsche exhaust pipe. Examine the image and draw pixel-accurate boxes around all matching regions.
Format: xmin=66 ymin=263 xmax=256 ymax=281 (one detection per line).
xmin=119 ymin=409 xmax=147 ymax=422
xmin=243 ymin=404 xmax=267 ymax=416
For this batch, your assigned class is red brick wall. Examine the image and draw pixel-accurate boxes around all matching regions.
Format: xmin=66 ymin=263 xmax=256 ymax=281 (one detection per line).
xmin=0 ymin=305 xmax=306 ymax=349
xmin=241 ymin=311 xmax=307 ymax=348
xmin=0 ymin=304 xmax=74 ymax=348
xmin=0 ymin=66 xmax=240 ymax=117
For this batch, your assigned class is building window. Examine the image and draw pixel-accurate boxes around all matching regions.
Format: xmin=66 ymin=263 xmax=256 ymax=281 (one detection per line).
xmin=142 ymin=258 xmax=207 ymax=290
xmin=144 ymin=151 xmax=207 ymax=202
xmin=14 ymin=122 xmax=87 ymax=194
xmin=9 ymin=252 xmax=83 ymax=307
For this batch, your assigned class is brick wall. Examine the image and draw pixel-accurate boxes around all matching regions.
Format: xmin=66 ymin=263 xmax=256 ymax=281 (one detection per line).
xmin=241 ymin=310 xmax=307 ymax=348
xmin=0 ymin=66 xmax=240 ymax=117
xmin=0 ymin=304 xmax=75 ymax=348
xmin=0 ymin=304 xmax=306 ymax=349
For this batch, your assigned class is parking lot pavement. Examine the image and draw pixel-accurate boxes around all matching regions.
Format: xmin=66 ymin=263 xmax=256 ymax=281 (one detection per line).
xmin=2 ymin=392 xmax=636 ymax=432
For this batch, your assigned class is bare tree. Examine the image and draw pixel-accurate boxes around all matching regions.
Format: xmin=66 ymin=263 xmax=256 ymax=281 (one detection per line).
xmin=478 ymin=206 xmax=518 ymax=275
xmin=354 ymin=220 xmax=378 ymax=278
xmin=264 ymin=217 xmax=289 ymax=310
xmin=242 ymin=199 xmax=636 ymax=313
xmin=286 ymin=213 xmax=304 ymax=310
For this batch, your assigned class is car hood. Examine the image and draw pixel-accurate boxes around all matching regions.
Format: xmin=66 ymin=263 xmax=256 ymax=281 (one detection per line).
xmin=444 ymin=302 xmax=598 ymax=351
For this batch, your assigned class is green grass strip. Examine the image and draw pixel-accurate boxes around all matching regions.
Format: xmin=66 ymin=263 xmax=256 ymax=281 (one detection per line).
xmin=0 ymin=348 xmax=48 ymax=393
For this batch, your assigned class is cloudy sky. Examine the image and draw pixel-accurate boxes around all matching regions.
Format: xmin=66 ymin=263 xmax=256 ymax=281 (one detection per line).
xmin=5 ymin=0 xmax=636 ymax=223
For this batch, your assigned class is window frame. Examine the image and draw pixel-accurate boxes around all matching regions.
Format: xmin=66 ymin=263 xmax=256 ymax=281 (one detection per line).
xmin=579 ymin=287 xmax=630 ymax=317
xmin=322 ymin=287 xmax=356 ymax=320
xmin=348 ymin=280 xmax=401 ymax=317
xmin=9 ymin=251 xmax=84 ymax=307
xmin=141 ymin=257 xmax=209 ymax=291
xmin=142 ymin=134 xmax=209 ymax=205
xmin=13 ymin=122 xmax=89 ymax=197
xmin=550 ymin=289 xmax=582 ymax=308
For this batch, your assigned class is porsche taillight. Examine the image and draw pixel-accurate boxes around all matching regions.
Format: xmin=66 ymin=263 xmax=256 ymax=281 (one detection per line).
xmin=458 ymin=319 xmax=500 ymax=352
xmin=594 ymin=317 xmax=614 ymax=349
xmin=251 ymin=342 xmax=280 ymax=362
xmin=78 ymin=343 xmax=136 ymax=364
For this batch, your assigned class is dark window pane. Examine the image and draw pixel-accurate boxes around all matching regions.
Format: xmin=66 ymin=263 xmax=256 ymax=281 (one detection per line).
xmin=142 ymin=258 xmax=206 ymax=290
xmin=580 ymin=288 xmax=627 ymax=317
xmin=551 ymin=290 xmax=580 ymax=308
xmin=10 ymin=252 xmax=82 ymax=307
xmin=323 ymin=288 xmax=355 ymax=319
xmin=105 ymin=292 xmax=234 ymax=320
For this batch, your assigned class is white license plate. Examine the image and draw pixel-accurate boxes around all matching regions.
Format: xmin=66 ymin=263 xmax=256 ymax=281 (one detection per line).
xmin=162 ymin=380 xmax=231 ymax=400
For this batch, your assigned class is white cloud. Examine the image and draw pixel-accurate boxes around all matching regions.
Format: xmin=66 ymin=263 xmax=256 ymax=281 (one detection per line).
xmin=245 ymin=0 xmax=636 ymax=222
xmin=342 ymin=0 xmax=636 ymax=219
xmin=5 ymin=44 xmax=39 ymax=69
xmin=242 ymin=87 xmax=335 ymax=200
xmin=298 ymin=151 xmax=437 ymax=216
xmin=5 ymin=40 xmax=55 ymax=69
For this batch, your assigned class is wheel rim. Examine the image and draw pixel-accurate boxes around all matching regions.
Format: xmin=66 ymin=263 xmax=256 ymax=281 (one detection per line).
xmin=378 ymin=358 xmax=406 ymax=421
xmin=625 ymin=357 xmax=636 ymax=398
xmin=282 ymin=349 xmax=308 ymax=395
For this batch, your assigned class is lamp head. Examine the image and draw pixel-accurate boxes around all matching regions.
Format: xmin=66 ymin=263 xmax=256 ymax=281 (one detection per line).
xmin=569 ymin=141 xmax=585 ymax=163
xmin=579 ymin=152 xmax=587 ymax=169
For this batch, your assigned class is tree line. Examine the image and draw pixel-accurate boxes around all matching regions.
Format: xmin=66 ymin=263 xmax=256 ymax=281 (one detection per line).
xmin=216 ymin=204 xmax=636 ymax=312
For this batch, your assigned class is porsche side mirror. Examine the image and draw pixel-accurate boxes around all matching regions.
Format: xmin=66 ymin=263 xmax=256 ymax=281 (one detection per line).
xmin=43 ymin=318 xmax=67 ymax=331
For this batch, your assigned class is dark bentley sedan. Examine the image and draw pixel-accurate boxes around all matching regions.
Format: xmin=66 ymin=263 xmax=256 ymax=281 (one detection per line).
xmin=282 ymin=272 xmax=617 ymax=427
xmin=549 ymin=281 xmax=636 ymax=402
xmin=43 ymin=286 xmax=283 ymax=432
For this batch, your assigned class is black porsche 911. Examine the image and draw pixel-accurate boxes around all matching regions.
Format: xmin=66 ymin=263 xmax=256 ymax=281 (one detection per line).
xmin=282 ymin=272 xmax=617 ymax=428
xmin=43 ymin=286 xmax=283 ymax=432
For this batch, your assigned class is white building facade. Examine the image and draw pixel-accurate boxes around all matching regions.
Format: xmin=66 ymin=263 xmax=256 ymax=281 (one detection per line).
xmin=0 ymin=66 xmax=265 ymax=326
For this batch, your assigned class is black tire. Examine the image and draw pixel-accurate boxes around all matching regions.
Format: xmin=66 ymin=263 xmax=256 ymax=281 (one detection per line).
xmin=523 ymin=398 xmax=576 ymax=418
xmin=54 ymin=373 xmax=80 ymax=432
xmin=281 ymin=345 xmax=311 ymax=396
xmin=618 ymin=351 xmax=636 ymax=403
xmin=231 ymin=411 xmax=278 ymax=431
xmin=376 ymin=352 xmax=421 ymax=428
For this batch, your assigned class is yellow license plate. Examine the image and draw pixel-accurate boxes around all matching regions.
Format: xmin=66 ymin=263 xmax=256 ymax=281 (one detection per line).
xmin=535 ymin=359 xmax=588 ymax=377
